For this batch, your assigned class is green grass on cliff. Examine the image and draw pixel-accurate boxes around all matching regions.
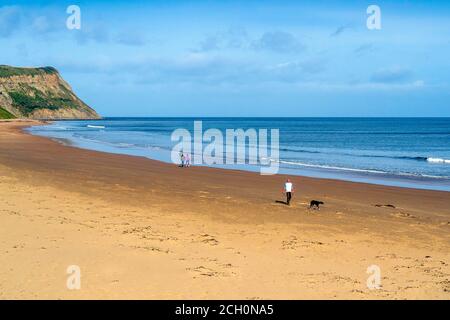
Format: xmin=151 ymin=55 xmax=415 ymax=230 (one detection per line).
xmin=9 ymin=90 xmax=79 ymax=116
xmin=0 ymin=65 xmax=58 ymax=78
xmin=0 ymin=107 xmax=16 ymax=119
xmin=0 ymin=65 xmax=97 ymax=118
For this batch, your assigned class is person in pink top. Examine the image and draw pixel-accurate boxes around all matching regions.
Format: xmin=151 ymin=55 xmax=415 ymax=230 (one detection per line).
xmin=185 ymin=153 xmax=191 ymax=167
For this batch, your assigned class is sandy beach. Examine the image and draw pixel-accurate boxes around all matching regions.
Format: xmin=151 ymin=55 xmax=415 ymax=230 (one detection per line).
xmin=0 ymin=120 xmax=449 ymax=299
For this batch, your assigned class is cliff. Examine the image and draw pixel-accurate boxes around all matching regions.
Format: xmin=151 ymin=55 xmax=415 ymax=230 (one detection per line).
xmin=0 ymin=65 xmax=100 ymax=119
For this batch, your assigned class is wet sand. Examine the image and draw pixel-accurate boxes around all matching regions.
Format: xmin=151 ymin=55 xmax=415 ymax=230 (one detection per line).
xmin=0 ymin=120 xmax=449 ymax=299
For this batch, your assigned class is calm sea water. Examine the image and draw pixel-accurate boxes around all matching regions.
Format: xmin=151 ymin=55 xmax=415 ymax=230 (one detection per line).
xmin=28 ymin=118 xmax=450 ymax=191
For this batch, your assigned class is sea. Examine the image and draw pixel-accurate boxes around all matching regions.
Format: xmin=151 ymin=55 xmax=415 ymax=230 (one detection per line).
xmin=27 ymin=117 xmax=450 ymax=192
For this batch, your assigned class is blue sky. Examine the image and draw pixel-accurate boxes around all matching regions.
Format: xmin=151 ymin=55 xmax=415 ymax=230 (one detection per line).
xmin=1 ymin=0 xmax=450 ymax=116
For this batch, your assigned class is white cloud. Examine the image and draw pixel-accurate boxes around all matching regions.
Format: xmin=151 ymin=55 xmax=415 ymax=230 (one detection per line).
xmin=252 ymin=31 xmax=305 ymax=53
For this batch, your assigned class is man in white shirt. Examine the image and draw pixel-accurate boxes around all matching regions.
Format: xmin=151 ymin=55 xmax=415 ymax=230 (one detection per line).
xmin=284 ymin=178 xmax=294 ymax=205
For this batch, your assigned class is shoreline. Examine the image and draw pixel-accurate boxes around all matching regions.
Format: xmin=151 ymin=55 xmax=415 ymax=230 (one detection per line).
xmin=27 ymin=120 xmax=450 ymax=193
xmin=1 ymin=120 xmax=449 ymax=299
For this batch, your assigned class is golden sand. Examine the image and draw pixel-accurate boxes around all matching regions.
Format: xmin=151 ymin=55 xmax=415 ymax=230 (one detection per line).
xmin=0 ymin=121 xmax=449 ymax=299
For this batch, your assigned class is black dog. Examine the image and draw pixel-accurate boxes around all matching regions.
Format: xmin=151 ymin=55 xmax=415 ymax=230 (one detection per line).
xmin=309 ymin=200 xmax=324 ymax=210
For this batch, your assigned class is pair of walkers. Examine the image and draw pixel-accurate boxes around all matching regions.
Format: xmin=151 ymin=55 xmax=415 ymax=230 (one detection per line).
xmin=179 ymin=152 xmax=191 ymax=167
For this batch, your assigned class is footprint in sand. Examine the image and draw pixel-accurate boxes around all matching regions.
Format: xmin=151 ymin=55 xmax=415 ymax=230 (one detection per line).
xmin=374 ymin=204 xmax=396 ymax=209
xmin=187 ymin=266 xmax=220 ymax=278
xmin=439 ymin=280 xmax=450 ymax=292
xmin=282 ymin=236 xmax=326 ymax=250
xmin=391 ymin=211 xmax=415 ymax=219
xmin=187 ymin=262 xmax=235 ymax=278
xmin=281 ymin=236 xmax=298 ymax=250
xmin=373 ymin=204 xmax=415 ymax=219
xmin=199 ymin=234 xmax=219 ymax=246
xmin=131 ymin=245 xmax=170 ymax=253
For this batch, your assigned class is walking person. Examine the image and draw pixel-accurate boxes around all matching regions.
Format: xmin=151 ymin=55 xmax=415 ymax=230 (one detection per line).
xmin=185 ymin=153 xmax=191 ymax=167
xmin=180 ymin=152 xmax=185 ymax=167
xmin=284 ymin=178 xmax=294 ymax=205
